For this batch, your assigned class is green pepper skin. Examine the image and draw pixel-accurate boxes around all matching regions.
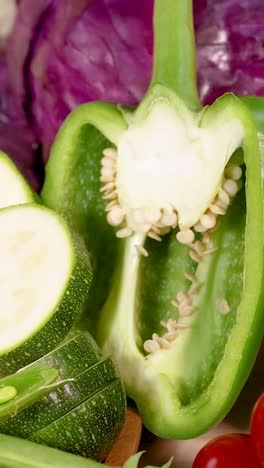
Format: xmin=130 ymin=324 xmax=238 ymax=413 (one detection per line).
xmin=240 ymin=96 xmax=264 ymax=133
xmin=42 ymin=103 xmax=127 ymax=333
xmin=42 ymin=0 xmax=264 ymax=439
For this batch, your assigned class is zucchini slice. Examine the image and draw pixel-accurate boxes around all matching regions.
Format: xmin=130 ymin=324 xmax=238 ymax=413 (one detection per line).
xmin=0 ymin=150 xmax=36 ymax=207
xmin=0 ymin=204 xmax=93 ymax=375
xmin=0 ymin=357 xmax=119 ymax=438
xmin=30 ymin=379 xmax=127 ymax=461
xmin=0 ymin=331 xmax=103 ymax=424
xmin=34 ymin=331 xmax=103 ymax=379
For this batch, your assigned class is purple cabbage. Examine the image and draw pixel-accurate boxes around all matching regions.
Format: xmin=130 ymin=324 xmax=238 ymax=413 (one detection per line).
xmin=0 ymin=45 xmax=40 ymax=190
xmin=5 ymin=0 xmax=264 ymax=161
xmin=194 ymin=0 xmax=264 ymax=103
xmin=7 ymin=0 xmax=153 ymax=160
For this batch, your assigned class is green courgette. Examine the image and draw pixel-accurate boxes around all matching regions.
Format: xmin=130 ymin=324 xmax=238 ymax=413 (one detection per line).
xmin=0 ymin=357 xmax=119 ymax=438
xmin=31 ymin=379 xmax=126 ymax=460
xmin=0 ymin=204 xmax=93 ymax=375
xmin=0 ymin=150 xmax=36 ymax=207
xmin=0 ymin=331 xmax=103 ymax=422
xmin=0 ymin=331 xmax=127 ymax=460
xmin=34 ymin=331 xmax=103 ymax=379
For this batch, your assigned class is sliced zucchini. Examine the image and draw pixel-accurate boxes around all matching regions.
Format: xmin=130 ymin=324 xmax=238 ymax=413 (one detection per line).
xmin=31 ymin=379 xmax=127 ymax=460
xmin=0 ymin=357 xmax=119 ymax=438
xmin=35 ymin=331 xmax=103 ymax=379
xmin=0 ymin=150 xmax=36 ymax=207
xmin=0 ymin=331 xmax=102 ymax=424
xmin=0 ymin=204 xmax=93 ymax=375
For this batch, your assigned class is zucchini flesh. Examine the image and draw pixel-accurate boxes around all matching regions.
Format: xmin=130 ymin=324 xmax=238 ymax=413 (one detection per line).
xmin=30 ymin=379 xmax=127 ymax=461
xmin=0 ymin=204 xmax=93 ymax=375
xmin=0 ymin=150 xmax=36 ymax=208
xmin=0 ymin=357 xmax=119 ymax=438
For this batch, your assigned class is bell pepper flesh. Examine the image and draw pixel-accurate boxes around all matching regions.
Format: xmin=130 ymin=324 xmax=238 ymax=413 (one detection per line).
xmin=42 ymin=0 xmax=264 ymax=438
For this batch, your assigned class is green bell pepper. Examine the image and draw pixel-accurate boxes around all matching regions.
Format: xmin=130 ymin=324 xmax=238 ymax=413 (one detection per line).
xmin=42 ymin=0 xmax=264 ymax=438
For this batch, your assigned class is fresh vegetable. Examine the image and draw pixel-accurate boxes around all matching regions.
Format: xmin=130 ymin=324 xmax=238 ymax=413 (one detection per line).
xmin=104 ymin=407 xmax=142 ymax=467
xmin=6 ymin=0 xmax=264 ymax=160
xmin=193 ymin=392 xmax=264 ymax=467
xmin=192 ymin=434 xmax=259 ymax=468
xmin=250 ymin=393 xmax=264 ymax=467
xmin=0 ymin=122 xmax=41 ymax=191
xmin=0 ymin=329 xmax=126 ymax=459
xmin=0 ymin=40 xmax=40 ymax=190
xmin=42 ymin=0 xmax=264 ymax=440
xmin=35 ymin=330 xmax=103 ymax=379
xmin=0 ymin=356 xmax=119 ymax=438
xmin=0 ymin=434 xmax=171 ymax=468
xmin=0 ymin=363 xmax=58 ymax=418
xmin=0 ymin=149 xmax=36 ymax=207
xmin=0 ymin=155 xmax=126 ymax=460
xmin=0 ymin=203 xmax=93 ymax=376
xmin=31 ymin=378 xmax=126 ymax=460
xmin=194 ymin=0 xmax=264 ymax=105
xmin=6 ymin=0 xmax=153 ymax=159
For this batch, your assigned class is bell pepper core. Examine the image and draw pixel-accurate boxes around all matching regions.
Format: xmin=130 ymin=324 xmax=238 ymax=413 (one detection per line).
xmin=42 ymin=0 xmax=264 ymax=438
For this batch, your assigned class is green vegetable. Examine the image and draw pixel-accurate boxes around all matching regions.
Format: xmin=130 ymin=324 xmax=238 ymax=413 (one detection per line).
xmin=0 ymin=204 xmax=92 ymax=376
xmin=0 ymin=435 xmax=171 ymax=468
xmin=0 ymin=364 xmax=58 ymax=419
xmin=42 ymin=0 xmax=264 ymax=439
xmin=0 ymin=331 xmax=126 ymax=460
xmin=0 ymin=357 xmax=119 ymax=438
xmin=0 ymin=150 xmax=36 ymax=207
xmin=31 ymin=378 xmax=126 ymax=460
xmin=34 ymin=330 xmax=103 ymax=379
xmin=0 ymin=434 xmax=102 ymax=468
xmin=0 ymin=386 xmax=17 ymax=404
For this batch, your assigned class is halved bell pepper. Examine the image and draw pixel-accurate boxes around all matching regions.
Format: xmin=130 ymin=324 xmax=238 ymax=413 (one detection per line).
xmin=42 ymin=0 xmax=264 ymax=438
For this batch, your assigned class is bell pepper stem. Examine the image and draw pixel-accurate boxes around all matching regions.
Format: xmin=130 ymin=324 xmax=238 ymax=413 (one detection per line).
xmin=150 ymin=0 xmax=201 ymax=111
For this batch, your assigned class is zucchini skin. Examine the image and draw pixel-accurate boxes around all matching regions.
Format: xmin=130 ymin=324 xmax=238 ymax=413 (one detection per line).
xmin=0 ymin=332 xmax=102 ymax=423
xmin=30 ymin=379 xmax=127 ymax=461
xmin=0 ymin=227 xmax=93 ymax=377
xmin=0 ymin=357 xmax=119 ymax=438
xmin=0 ymin=331 xmax=127 ymax=461
xmin=37 ymin=331 xmax=103 ymax=379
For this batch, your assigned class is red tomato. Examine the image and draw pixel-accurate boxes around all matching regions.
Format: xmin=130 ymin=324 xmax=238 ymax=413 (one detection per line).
xmin=250 ymin=393 xmax=264 ymax=467
xmin=192 ymin=433 xmax=259 ymax=468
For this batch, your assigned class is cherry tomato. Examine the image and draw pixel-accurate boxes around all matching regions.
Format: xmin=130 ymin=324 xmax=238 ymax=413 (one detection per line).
xmin=250 ymin=393 xmax=264 ymax=467
xmin=192 ymin=433 xmax=259 ymax=468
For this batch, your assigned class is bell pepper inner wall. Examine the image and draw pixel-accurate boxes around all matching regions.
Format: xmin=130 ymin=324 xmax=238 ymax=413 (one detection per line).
xmin=138 ymin=185 xmax=245 ymax=405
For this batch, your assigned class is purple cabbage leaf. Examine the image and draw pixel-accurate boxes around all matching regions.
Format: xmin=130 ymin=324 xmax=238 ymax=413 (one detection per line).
xmin=5 ymin=0 xmax=264 ymax=162
xmin=0 ymin=50 xmax=40 ymax=190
